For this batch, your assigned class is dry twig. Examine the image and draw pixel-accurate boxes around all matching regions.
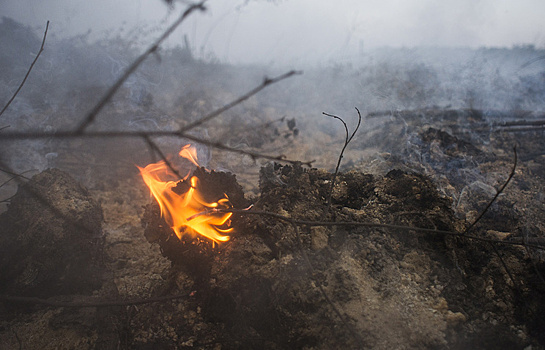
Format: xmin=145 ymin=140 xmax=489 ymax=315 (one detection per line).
xmin=0 ymin=292 xmax=188 ymax=308
xmin=0 ymin=129 xmax=314 ymax=167
xmin=322 ymin=107 xmax=362 ymax=213
xmin=142 ymin=135 xmax=186 ymax=179
xmin=179 ymin=70 xmax=302 ymax=133
xmin=223 ymin=208 xmax=545 ymax=251
xmin=463 ymin=146 xmax=517 ymax=235
xmin=0 ymin=21 xmax=49 ymax=118
xmin=75 ymin=2 xmax=206 ymax=133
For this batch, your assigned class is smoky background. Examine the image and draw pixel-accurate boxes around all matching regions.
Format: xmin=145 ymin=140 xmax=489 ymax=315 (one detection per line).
xmin=0 ymin=0 xmax=544 ymax=210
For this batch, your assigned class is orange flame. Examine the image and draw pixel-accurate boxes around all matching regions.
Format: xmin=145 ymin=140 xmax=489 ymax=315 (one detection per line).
xmin=138 ymin=145 xmax=232 ymax=243
xmin=179 ymin=144 xmax=200 ymax=167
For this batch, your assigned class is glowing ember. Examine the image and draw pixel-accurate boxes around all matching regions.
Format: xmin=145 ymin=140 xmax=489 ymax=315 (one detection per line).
xmin=138 ymin=145 xmax=232 ymax=243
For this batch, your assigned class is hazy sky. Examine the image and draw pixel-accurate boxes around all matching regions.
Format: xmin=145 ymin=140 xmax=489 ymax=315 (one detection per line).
xmin=2 ymin=0 xmax=544 ymax=65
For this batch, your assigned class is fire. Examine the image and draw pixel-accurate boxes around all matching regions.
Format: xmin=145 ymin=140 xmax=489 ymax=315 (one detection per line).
xmin=179 ymin=144 xmax=200 ymax=167
xmin=138 ymin=145 xmax=232 ymax=243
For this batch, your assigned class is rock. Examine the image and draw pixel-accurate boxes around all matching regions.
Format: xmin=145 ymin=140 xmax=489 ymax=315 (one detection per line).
xmin=0 ymin=168 xmax=105 ymax=298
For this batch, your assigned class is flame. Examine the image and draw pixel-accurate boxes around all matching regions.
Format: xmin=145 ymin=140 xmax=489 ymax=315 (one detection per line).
xmin=179 ymin=144 xmax=200 ymax=167
xmin=138 ymin=145 xmax=232 ymax=243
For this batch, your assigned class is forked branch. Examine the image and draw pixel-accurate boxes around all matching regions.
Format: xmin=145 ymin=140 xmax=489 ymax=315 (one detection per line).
xmin=322 ymin=107 xmax=362 ymax=213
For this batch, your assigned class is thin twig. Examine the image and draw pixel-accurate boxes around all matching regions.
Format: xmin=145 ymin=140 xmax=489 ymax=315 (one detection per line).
xmin=0 ymin=193 xmax=17 ymax=203
xmin=463 ymin=146 xmax=517 ymax=235
xmin=518 ymin=54 xmax=545 ymax=70
xmin=523 ymin=241 xmax=545 ymax=287
xmin=0 ymin=130 xmax=314 ymax=166
xmin=75 ymin=2 xmax=206 ymax=133
xmin=0 ymin=169 xmax=35 ymax=189
xmin=0 ymin=167 xmax=32 ymax=181
xmin=0 ymin=292 xmax=188 ymax=308
xmin=489 ymin=242 xmax=521 ymax=291
xmin=179 ymin=70 xmax=302 ymax=133
xmin=459 ymin=146 xmax=521 ymax=296
xmin=222 ymin=208 xmax=545 ymax=251
xmin=142 ymin=135 xmax=185 ymax=179
xmin=0 ymin=21 xmax=49 ymax=118
xmin=181 ymin=133 xmax=315 ymax=167
xmin=322 ymin=107 xmax=362 ymax=213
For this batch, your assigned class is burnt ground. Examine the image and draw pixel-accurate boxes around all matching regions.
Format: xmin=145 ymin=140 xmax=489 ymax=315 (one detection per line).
xmin=1 ymin=103 xmax=545 ymax=349
xmin=2 ymin=20 xmax=545 ymax=348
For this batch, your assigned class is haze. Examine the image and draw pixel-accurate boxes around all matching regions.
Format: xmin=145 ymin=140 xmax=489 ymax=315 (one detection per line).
xmin=1 ymin=0 xmax=544 ymax=66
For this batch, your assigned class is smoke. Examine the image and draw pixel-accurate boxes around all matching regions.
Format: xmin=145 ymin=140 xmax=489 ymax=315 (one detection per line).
xmin=1 ymin=0 xmax=544 ymax=66
xmin=0 ymin=2 xmax=544 ymax=196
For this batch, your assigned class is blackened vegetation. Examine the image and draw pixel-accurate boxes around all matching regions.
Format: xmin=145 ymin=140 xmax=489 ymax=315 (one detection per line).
xmin=143 ymin=163 xmax=545 ymax=349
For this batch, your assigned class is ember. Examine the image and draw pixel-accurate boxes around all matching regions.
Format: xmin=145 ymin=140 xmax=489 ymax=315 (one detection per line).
xmin=137 ymin=144 xmax=233 ymax=243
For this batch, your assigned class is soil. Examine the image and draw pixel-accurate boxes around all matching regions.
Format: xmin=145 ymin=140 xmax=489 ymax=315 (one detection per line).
xmin=1 ymin=97 xmax=545 ymax=350
xmin=1 ymin=113 xmax=544 ymax=349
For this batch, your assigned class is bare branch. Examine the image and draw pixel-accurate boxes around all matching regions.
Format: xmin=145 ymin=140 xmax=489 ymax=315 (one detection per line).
xmin=0 ymin=169 xmax=35 ymax=189
xmin=322 ymin=107 xmax=362 ymax=213
xmin=74 ymin=2 xmax=207 ymax=133
xmin=0 ymin=130 xmax=315 ymax=166
xmin=0 ymin=292 xmax=189 ymax=308
xmin=463 ymin=146 xmax=517 ymax=235
xmin=0 ymin=167 xmax=32 ymax=181
xmin=142 ymin=135 xmax=186 ymax=179
xmin=179 ymin=70 xmax=303 ymax=133
xmin=0 ymin=21 xmax=49 ymax=118
xmin=180 ymin=133 xmax=315 ymax=167
xmin=222 ymin=208 xmax=545 ymax=251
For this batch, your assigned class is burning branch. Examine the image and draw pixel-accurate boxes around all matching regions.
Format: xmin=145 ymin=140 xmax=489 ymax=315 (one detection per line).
xmin=0 ymin=21 xmax=49 ymax=118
